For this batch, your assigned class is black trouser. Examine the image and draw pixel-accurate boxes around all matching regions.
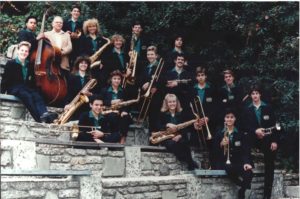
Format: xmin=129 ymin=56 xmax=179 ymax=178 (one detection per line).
xmin=225 ymin=163 xmax=253 ymax=190
xmin=106 ymin=112 xmax=132 ymax=137
xmin=257 ymin=139 xmax=277 ymax=198
xmin=162 ymin=138 xmax=193 ymax=165
xmin=9 ymin=85 xmax=47 ymax=122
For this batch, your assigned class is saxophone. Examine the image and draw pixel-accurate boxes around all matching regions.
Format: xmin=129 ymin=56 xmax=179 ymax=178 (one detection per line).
xmin=149 ymin=117 xmax=198 ymax=144
xmin=103 ymin=90 xmax=141 ymax=111
xmin=90 ymin=36 xmax=111 ymax=68
xmin=54 ymin=79 xmax=97 ymax=125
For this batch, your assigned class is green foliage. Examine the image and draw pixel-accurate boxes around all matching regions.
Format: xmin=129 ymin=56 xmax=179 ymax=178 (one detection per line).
xmin=1 ymin=2 xmax=298 ymax=171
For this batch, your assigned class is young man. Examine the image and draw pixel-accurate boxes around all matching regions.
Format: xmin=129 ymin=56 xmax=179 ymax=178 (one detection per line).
xmin=40 ymin=16 xmax=72 ymax=73
xmin=17 ymin=16 xmax=38 ymax=54
xmin=76 ymin=95 xmax=121 ymax=143
xmin=242 ymin=85 xmax=280 ymax=199
xmin=215 ymin=109 xmax=253 ymax=199
xmin=62 ymin=4 xmax=83 ymax=68
xmin=217 ymin=69 xmax=243 ymax=126
xmin=1 ymin=41 xmax=57 ymax=123
xmin=165 ymin=54 xmax=193 ymax=114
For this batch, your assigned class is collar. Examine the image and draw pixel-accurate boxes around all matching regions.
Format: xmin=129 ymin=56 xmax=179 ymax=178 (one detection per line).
xmin=222 ymin=127 xmax=238 ymax=134
xmin=148 ymin=60 xmax=158 ymax=68
xmin=194 ymin=83 xmax=210 ymax=89
xmin=171 ymin=67 xmax=185 ymax=73
xmin=51 ymin=29 xmax=64 ymax=34
xmin=222 ymin=83 xmax=236 ymax=89
xmin=16 ymin=57 xmax=28 ymax=67
xmin=69 ymin=18 xmax=78 ymax=23
xmin=113 ymin=48 xmax=123 ymax=54
xmin=108 ymin=86 xmax=122 ymax=93
xmin=166 ymin=111 xmax=180 ymax=117
xmin=88 ymin=111 xmax=104 ymax=120
xmin=248 ymin=101 xmax=267 ymax=108
xmin=25 ymin=28 xmax=34 ymax=33
xmin=76 ymin=72 xmax=86 ymax=78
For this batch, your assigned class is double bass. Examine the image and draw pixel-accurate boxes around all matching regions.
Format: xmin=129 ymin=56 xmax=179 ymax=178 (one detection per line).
xmin=30 ymin=8 xmax=67 ymax=105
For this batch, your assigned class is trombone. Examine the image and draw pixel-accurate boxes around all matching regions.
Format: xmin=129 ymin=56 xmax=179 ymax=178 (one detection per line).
xmin=194 ymin=96 xmax=212 ymax=140
xmin=224 ymin=122 xmax=231 ymax=165
xmin=190 ymin=102 xmax=207 ymax=149
xmin=137 ymin=58 xmax=164 ymax=124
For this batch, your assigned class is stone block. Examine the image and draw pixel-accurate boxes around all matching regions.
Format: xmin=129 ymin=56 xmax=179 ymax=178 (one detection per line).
xmin=87 ymin=149 xmax=108 ymax=156
xmin=127 ymin=185 xmax=157 ymax=193
xmin=50 ymin=163 xmax=71 ymax=170
xmin=1 ymin=150 xmax=11 ymax=166
xmin=159 ymin=184 xmax=174 ymax=191
xmin=80 ymin=176 xmax=102 ymax=199
xmin=162 ymin=191 xmax=177 ymax=199
xmin=141 ymin=156 xmax=152 ymax=170
xmin=10 ymin=106 xmax=26 ymax=119
xmin=108 ymin=151 xmax=124 ymax=157
xmin=102 ymin=157 xmax=125 ymax=177
xmin=65 ymin=148 xmax=87 ymax=156
xmin=45 ymin=191 xmax=59 ymax=199
xmin=17 ymin=124 xmax=34 ymax=139
xmin=29 ymin=189 xmax=46 ymax=197
xmin=67 ymin=181 xmax=80 ymax=188
xmin=36 ymin=154 xmax=50 ymax=170
xmin=159 ymin=165 xmax=170 ymax=176
xmin=1 ymin=190 xmax=30 ymax=198
xmin=125 ymin=146 xmax=141 ymax=177
xmin=58 ymin=189 xmax=79 ymax=198
xmin=284 ymin=186 xmax=300 ymax=198
xmin=144 ymin=191 xmax=162 ymax=198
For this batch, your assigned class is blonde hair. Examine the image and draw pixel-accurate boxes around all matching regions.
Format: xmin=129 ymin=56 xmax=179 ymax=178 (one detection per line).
xmin=160 ymin=93 xmax=182 ymax=113
xmin=83 ymin=18 xmax=101 ymax=35
xmin=18 ymin=41 xmax=31 ymax=50
xmin=111 ymin=34 xmax=125 ymax=44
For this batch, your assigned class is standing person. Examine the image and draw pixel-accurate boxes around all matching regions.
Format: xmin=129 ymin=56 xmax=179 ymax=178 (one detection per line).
xmin=1 ymin=41 xmax=57 ymax=123
xmin=63 ymin=56 xmax=94 ymax=121
xmin=137 ymin=46 xmax=164 ymax=133
xmin=40 ymin=16 xmax=72 ymax=76
xmin=157 ymin=93 xmax=199 ymax=170
xmin=80 ymin=18 xmax=110 ymax=90
xmin=101 ymin=70 xmax=133 ymax=144
xmin=243 ymin=85 xmax=280 ymax=199
xmin=217 ymin=69 xmax=243 ymax=126
xmin=215 ymin=109 xmax=253 ymax=199
xmin=76 ymin=95 xmax=121 ymax=143
xmin=17 ymin=16 xmax=38 ymax=54
xmin=62 ymin=4 xmax=83 ymax=68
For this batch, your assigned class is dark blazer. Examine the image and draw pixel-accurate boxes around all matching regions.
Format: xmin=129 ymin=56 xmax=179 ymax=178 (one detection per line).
xmin=17 ymin=29 xmax=37 ymax=52
xmin=101 ymin=86 xmax=131 ymax=112
xmin=1 ymin=59 xmax=35 ymax=93
xmin=79 ymin=35 xmax=108 ymax=57
xmin=76 ymin=111 xmax=120 ymax=143
xmin=62 ymin=19 xmax=83 ymax=34
xmin=242 ymin=102 xmax=279 ymax=144
xmin=137 ymin=60 xmax=164 ymax=90
xmin=214 ymin=127 xmax=253 ymax=169
xmin=102 ymin=46 xmax=130 ymax=74
xmin=66 ymin=74 xmax=91 ymax=104
xmin=158 ymin=111 xmax=189 ymax=141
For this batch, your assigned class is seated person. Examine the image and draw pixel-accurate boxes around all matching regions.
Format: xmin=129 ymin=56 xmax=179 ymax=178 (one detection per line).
xmin=157 ymin=93 xmax=199 ymax=171
xmin=1 ymin=41 xmax=57 ymax=123
xmin=76 ymin=94 xmax=120 ymax=143
xmin=101 ymin=70 xmax=133 ymax=144
xmin=214 ymin=109 xmax=253 ymax=199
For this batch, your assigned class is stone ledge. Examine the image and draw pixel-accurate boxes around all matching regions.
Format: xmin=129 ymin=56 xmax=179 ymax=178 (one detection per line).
xmin=1 ymin=169 xmax=91 ymax=176
xmin=0 ymin=94 xmax=20 ymax=102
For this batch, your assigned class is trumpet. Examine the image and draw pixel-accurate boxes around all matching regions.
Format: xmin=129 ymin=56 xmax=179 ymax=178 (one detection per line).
xmin=137 ymin=58 xmax=164 ymax=124
xmin=224 ymin=122 xmax=231 ymax=165
xmin=263 ymin=123 xmax=281 ymax=135
xmin=167 ymin=79 xmax=192 ymax=84
xmin=194 ymin=96 xmax=212 ymax=140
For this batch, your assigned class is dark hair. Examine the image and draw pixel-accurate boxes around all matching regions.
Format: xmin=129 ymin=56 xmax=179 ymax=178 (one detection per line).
xmin=249 ymin=84 xmax=262 ymax=95
xmin=72 ymin=56 xmax=91 ymax=75
xmin=71 ymin=4 xmax=81 ymax=12
xmin=173 ymin=33 xmax=184 ymax=42
xmin=174 ymin=53 xmax=185 ymax=60
xmin=25 ymin=16 xmax=37 ymax=24
xmin=224 ymin=108 xmax=236 ymax=117
xmin=131 ymin=20 xmax=143 ymax=28
xmin=110 ymin=70 xmax=123 ymax=79
xmin=195 ymin=66 xmax=206 ymax=75
xmin=90 ymin=94 xmax=103 ymax=104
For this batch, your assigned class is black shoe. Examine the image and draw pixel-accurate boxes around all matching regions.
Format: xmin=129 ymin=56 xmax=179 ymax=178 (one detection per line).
xmin=188 ymin=160 xmax=199 ymax=171
xmin=238 ymin=188 xmax=245 ymax=199
xmin=40 ymin=112 xmax=58 ymax=123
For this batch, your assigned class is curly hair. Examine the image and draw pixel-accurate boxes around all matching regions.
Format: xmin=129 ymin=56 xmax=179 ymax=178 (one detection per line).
xmin=83 ymin=18 xmax=101 ymax=35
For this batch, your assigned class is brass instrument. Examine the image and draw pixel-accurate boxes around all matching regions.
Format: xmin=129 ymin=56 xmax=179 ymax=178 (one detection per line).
xmin=195 ymin=96 xmax=212 ymax=140
xmin=90 ymin=36 xmax=111 ymax=68
xmin=224 ymin=122 xmax=231 ymax=165
xmin=70 ymin=124 xmax=111 ymax=140
xmin=167 ymin=79 xmax=192 ymax=84
xmin=137 ymin=58 xmax=164 ymax=123
xmin=54 ymin=79 xmax=97 ymax=125
xmin=103 ymin=89 xmax=141 ymax=111
xmin=190 ymin=102 xmax=207 ymax=149
xmin=262 ymin=123 xmax=281 ymax=135
xmin=150 ymin=118 xmax=199 ymax=144
xmin=122 ymin=33 xmax=138 ymax=88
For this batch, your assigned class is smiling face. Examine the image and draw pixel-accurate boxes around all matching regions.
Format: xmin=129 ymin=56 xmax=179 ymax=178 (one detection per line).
xmin=224 ymin=74 xmax=234 ymax=86
xmin=166 ymin=96 xmax=177 ymax=112
xmin=251 ymin=91 xmax=261 ymax=103
xmin=52 ymin=17 xmax=63 ymax=32
xmin=114 ymin=39 xmax=123 ymax=50
xmin=78 ymin=60 xmax=89 ymax=72
xmin=175 ymin=56 xmax=184 ymax=68
xmin=147 ymin=50 xmax=157 ymax=63
xmin=26 ymin=18 xmax=37 ymax=31
xmin=71 ymin=8 xmax=80 ymax=20
xmin=224 ymin=113 xmax=236 ymax=127
xmin=132 ymin=24 xmax=142 ymax=36
xmin=90 ymin=99 xmax=103 ymax=115
xmin=17 ymin=45 xmax=30 ymax=61
xmin=111 ymin=75 xmax=121 ymax=88
xmin=87 ymin=24 xmax=97 ymax=35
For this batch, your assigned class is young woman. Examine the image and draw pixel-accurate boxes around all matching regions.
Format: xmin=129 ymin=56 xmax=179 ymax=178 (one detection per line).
xmin=1 ymin=41 xmax=57 ymax=123
xmin=157 ymin=93 xmax=199 ymax=171
xmin=214 ymin=109 xmax=253 ymax=199
xmin=101 ymin=70 xmax=133 ymax=144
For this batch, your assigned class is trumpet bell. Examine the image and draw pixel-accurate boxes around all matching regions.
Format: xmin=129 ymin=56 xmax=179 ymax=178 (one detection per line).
xmin=275 ymin=123 xmax=281 ymax=131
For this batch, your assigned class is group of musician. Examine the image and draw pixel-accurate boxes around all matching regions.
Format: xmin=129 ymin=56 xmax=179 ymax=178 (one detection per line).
xmin=1 ymin=5 xmax=282 ymax=199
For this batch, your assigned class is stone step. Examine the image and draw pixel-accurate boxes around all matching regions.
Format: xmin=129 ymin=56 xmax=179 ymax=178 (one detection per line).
xmin=285 ymin=186 xmax=300 ymax=198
